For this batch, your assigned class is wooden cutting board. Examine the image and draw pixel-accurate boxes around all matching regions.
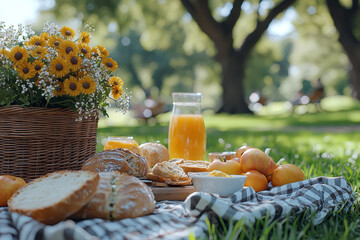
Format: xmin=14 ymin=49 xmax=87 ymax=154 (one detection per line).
xmin=151 ymin=185 xmax=196 ymax=201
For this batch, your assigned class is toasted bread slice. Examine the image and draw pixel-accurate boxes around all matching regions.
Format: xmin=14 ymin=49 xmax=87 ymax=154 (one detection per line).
xmin=178 ymin=160 xmax=210 ymax=173
xmin=8 ymin=170 xmax=99 ymax=225
xmin=146 ymin=171 xmax=167 ymax=183
xmin=165 ymin=178 xmax=192 ymax=186
xmin=152 ymin=161 xmax=188 ymax=182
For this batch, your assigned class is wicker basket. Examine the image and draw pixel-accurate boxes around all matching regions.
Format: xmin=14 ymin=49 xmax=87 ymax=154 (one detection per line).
xmin=0 ymin=105 xmax=98 ymax=182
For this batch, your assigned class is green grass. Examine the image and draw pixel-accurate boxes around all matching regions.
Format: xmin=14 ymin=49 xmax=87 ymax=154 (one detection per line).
xmin=97 ymin=96 xmax=360 ymax=239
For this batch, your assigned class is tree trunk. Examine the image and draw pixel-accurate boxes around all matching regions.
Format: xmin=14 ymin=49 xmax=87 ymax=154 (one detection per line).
xmin=181 ymin=0 xmax=296 ymax=113
xmin=218 ymin=54 xmax=251 ymax=113
xmin=349 ymin=56 xmax=360 ymax=99
xmin=326 ymin=0 xmax=360 ymax=99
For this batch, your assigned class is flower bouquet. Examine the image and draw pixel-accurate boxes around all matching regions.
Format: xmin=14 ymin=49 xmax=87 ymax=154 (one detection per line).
xmin=0 ymin=22 xmax=129 ymax=181
xmin=0 ymin=22 xmax=129 ymax=119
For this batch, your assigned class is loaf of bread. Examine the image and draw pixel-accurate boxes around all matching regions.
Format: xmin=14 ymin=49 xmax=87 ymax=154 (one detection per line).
xmin=72 ymin=171 xmax=155 ymax=220
xmin=82 ymin=148 xmax=148 ymax=178
xmin=139 ymin=142 xmax=169 ymax=169
xmin=8 ymin=170 xmax=99 ymax=225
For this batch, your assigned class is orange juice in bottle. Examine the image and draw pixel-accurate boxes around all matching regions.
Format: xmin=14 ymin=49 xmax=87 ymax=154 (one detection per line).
xmin=168 ymin=93 xmax=206 ymax=160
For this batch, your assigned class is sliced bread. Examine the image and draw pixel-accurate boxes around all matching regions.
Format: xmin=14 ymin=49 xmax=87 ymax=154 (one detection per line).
xmin=177 ymin=160 xmax=210 ymax=173
xmin=8 ymin=170 xmax=99 ymax=225
xmin=152 ymin=161 xmax=189 ymax=182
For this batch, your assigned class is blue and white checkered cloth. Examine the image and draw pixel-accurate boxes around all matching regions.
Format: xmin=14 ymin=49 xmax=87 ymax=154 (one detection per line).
xmin=0 ymin=176 xmax=354 ymax=240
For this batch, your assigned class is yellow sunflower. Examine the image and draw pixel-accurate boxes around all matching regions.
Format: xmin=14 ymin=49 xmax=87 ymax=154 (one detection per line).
xmin=108 ymin=76 xmax=124 ymax=87
xmin=58 ymin=40 xmax=78 ymax=57
xmin=9 ymin=46 xmax=29 ymax=63
xmin=25 ymin=35 xmax=46 ymax=47
xmin=49 ymin=57 xmax=70 ymax=78
xmin=16 ymin=61 xmax=36 ymax=80
xmin=79 ymin=76 xmax=96 ymax=95
xmin=78 ymin=43 xmax=91 ymax=58
xmin=48 ymin=35 xmax=63 ymax=48
xmin=102 ymin=58 xmax=118 ymax=72
xmin=111 ymin=86 xmax=123 ymax=100
xmin=63 ymin=76 xmax=81 ymax=96
xmin=78 ymin=32 xmax=90 ymax=44
xmin=67 ymin=52 xmax=82 ymax=72
xmin=31 ymin=46 xmax=47 ymax=59
xmin=33 ymin=59 xmax=44 ymax=74
xmin=53 ymin=82 xmax=66 ymax=97
xmin=60 ymin=26 xmax=76 ymax=39
xmin=97 ymin=45 xmax=109 ymax=58
xmin=40 ymin=32 xmax=50 ymax=41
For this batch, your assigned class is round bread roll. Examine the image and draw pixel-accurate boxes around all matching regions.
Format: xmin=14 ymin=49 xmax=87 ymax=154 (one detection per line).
xmin=72 ymin=171 xmax=155 ymax=220
xmin=82 ymin=148 xmax=148 ymax=178
xmin=139 ymin=142 xmax=169 ymax=169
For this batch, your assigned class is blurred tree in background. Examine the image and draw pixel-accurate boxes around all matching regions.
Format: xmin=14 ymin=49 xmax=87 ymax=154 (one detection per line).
xmin=180 ymin=0 xmax=295 ymax=113
xmin=283 ymin=0 xmax=349 ymax=99
xmin=326 ymin=0 xmax=360 ymax=99
xmin=40 ymin=0 xmax=357 ymax=113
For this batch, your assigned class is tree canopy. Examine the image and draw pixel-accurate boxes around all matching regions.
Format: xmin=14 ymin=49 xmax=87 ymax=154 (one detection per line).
xmin=40 ymin=0 xmax=354 ymax=112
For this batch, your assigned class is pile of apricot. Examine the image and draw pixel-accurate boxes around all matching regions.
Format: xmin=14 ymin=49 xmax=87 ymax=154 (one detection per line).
xmin=208 ymin=146 xmax=305 ymax=192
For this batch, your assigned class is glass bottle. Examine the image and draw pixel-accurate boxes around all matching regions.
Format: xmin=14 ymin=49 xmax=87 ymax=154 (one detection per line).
xmin=103 ymin=136 xmax=139 ymax=151
xmin=168 ymin=92 xmax=206 ymax=160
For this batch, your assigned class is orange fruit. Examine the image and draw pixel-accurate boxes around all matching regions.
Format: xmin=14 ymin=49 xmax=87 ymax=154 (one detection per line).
xmin=272 ymin=164 xmax=305 ymax=187
xmin=244 ymin=170 xmax=268 ymax=192
xmin=0 ymin=175 xmax=26 ymax=206
xmin=208 ymin=159 xmax=242 ymax=175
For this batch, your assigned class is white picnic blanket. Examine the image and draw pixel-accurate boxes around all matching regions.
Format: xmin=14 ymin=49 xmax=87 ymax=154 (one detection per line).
xmin=0 ymin=176 xmax=354 ymax=240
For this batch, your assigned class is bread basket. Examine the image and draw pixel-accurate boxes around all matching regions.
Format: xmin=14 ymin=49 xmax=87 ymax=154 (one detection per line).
xmin=0 ymin=105 xmax=98 ymax=182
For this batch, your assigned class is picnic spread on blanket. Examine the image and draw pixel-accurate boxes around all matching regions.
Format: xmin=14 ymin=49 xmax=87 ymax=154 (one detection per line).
xmin=0 ymin=177 xmax=354 ymax=240
xmin=0 ymin=93 xmax=355 ymax=239
xmin=0 ymin=139 xmax=355 ymax=240
xmin=0 ymin=92 xmax=355 ymax=239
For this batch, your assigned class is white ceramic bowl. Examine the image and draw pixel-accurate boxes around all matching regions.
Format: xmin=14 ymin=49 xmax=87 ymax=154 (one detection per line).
xmin=188 ymin=172 xmax=247 ymax=197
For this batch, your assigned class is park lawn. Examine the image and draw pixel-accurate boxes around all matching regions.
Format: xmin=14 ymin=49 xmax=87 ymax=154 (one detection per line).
xmin=97 ymin=99 xmax=360 ymax=239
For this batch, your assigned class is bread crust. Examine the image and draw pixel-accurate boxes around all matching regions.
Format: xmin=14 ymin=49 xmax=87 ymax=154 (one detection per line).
xmin=8 ymin=170 xmax=99 ymax=225
xmin=165 ymin=178 xmax=192 ymax=186
xmin=72 ymin=171 xmax=155 ymax=220
xmin=82 ymin=148 xmax=148 ymax=178
xmin=139 ymin=142 xmax=169 ymax=169
xmin=112 ymin=173 xmax=155 ymax=219
xmin=71 ymin=172 xmax=112 ymax=219
xmin=146 ymin=172 xmax=166 ymax=183
xmin=169 ymin=158 xmax=184 ymax=165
